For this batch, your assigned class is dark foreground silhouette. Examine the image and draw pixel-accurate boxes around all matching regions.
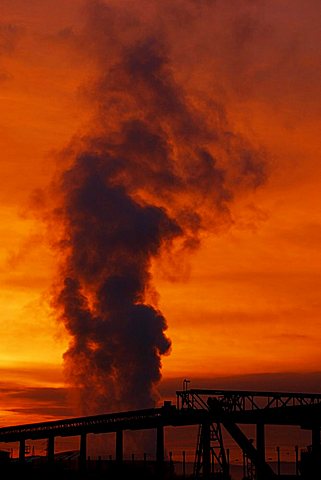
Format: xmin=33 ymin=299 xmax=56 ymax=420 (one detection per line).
xmin=0 ymin=460 xmax=188 ymax=480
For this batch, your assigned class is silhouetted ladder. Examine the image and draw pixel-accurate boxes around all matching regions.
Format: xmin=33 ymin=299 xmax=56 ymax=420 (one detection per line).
xmin=177 ymin=387 xmax=229 ymax=479
xmin=194 ymin=421 xmax=229 ymax=478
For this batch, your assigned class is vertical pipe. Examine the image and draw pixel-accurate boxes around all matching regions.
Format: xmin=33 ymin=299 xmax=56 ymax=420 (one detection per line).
xmin=257 ymin=423 xmax=265 ymax=462
xmin=312 ymin=427 xmax=320 ymax=455
xmin=243 ymin=452 xmax=246 ymax=479
xmin=295 ymin=445 xmax=299 ymax=476
xmin=19 ymin=438 xmax=25 ymax=463
xmin=202 ymin=422 xmax=211 ymax=480
xmin=182 ymin=450 xmax=186 ymax=478
xmin=169 ymin=451 xmax=173 ymax=477
xmin=256 ymin=422 xmax=265 ymax=480
xmin=277 ymin=446 xmax=281 ymax=476
xmin=80 ymin=432 xmax=87 ymax=471
xmin=156 ymin=425 xmax=165 ymax=480
xmin=47 ymin=436 xmax=55 ymax=465
xmin=311 ymin=427 xmax=320 ymax=479
xmin=225 ymin=447 xmax=230 ymax=478
xmin=156 ymin=425 xmax=165 ymax=466
xmin=116 ymin=430 xmax=123 ymax=464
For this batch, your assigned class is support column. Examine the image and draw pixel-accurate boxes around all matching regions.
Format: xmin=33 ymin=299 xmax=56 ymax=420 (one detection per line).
xmin=257 ymin=423 xmax=265 ymax=462
xmin=182 ymin=450 xmax=186 ymax=478
xmin=19 ymin=438 xmax=25 ymax=463
xmin=202 ymin=422 xmax=211 ymax=480
xmin=156 ymin=426 xmax=165 ymax=479
xmin=295 ymin=445 xmax=299 ymax=476
xmin=47 ymin=436 xmax=55 ymax=465
xmin=116 ymin=430 xmax=123 ymax=464
xmin=312 ymin=427 xmax=320 ymax=455
xmin=311 ymin=427 xmax=321 ymax=479
xmin=156 ymin=425 xmax=165 ymax=465
xmin=256 ymin=423 xmax=265 ymax=480
xmin=79 ymin=432 xmax=87 ymax=471
xmin=169 ymin=451 xmax=174 ymax=477
xmin=277 ymin=446 xmax=281 ymax=476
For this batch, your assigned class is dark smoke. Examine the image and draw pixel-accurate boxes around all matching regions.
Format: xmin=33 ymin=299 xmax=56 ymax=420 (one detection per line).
xmin=54 ymin=0 xmax=267 ymax=413
xmin=56 ymin=155 xmax=180 ymax=410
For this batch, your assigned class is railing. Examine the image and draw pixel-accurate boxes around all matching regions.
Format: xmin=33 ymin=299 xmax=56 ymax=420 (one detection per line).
xmin=176 ymin=389 xmax=321 ymax=413
xmin=0 ymin=406 xmax=172 ymax=441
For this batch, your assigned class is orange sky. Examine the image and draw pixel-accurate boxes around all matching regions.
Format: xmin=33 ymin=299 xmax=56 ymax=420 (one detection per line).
xmin=1 ymin=0 xmax=321 ymax=426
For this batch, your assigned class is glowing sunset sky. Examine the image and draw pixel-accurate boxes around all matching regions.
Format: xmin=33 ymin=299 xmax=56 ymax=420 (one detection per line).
xmin=1 ymin=0 xmax=321 ymax=425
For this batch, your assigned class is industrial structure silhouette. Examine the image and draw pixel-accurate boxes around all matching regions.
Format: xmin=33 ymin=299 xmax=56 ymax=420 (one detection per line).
xmin=0 ymin=385 xmax=321 ymax=479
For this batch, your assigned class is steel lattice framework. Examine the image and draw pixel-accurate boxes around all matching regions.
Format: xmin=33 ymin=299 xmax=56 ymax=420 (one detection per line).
xmin=1 ymin=388 xmax=321 ymax=479
xmin=176 ymin=389 xmax=321 ymax=412
xmin=176 ymin=388 xmax=321 ymax=479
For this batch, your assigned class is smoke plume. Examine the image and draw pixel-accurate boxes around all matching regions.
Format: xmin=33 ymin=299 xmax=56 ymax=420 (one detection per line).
xmin=54 ymin=0 xmax=267 ymax=413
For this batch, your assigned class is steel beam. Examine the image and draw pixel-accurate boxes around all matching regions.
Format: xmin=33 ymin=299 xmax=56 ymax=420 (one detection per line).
xmin=208 ymin=398 xmax=274 ymax=479
xmin=177 ymin=388 xmax=321 ymax=413
xmin=80 ymin=432 xmax=87 ymax=471
xmin=116 ymin=430 xmax=123 ymax=463
xmin=312 ymin=426 xmax=320 ymax=454
xmin=156 ymin=425 xmax=165 ymax=465
xmin=256 ymin=423 xmax=265 ymax=480
xmin=311 ymin=426 xmax=321 ymax=479
xmin=47 ymin=435 xmax=55 ymax=464
xmin=19 ymin=438 xmax=25 ymax=463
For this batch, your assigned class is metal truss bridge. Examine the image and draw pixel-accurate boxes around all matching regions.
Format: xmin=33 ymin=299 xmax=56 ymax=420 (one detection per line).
xmin=1 ymin=387 xmax=321 ymax=479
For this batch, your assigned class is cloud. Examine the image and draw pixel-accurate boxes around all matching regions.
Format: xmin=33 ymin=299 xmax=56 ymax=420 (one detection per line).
xmin=0 ymin=22 xmax=23 ymax=82
xmin=0 ymin=382 xmax=73 ymax=424
xmin=0 ymin=23 xmax=22 ymax=54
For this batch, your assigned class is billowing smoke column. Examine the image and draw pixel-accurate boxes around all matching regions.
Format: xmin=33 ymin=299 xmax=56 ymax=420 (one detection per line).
xmin=54 ymin=0 xmax=267 ymax=413
xmin=56 ymin=156 xmax=180 ymax=410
